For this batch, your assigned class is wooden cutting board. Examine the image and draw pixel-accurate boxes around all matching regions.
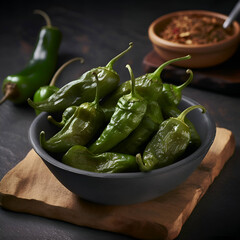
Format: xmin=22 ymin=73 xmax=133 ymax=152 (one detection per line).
xmin=143 ymin=50 xmax=240 ymax=96
xmin=0 ymin=127 xmax=235 ymax=240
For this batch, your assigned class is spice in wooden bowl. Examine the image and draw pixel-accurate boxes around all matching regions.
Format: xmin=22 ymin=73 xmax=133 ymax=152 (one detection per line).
xmin=148 ymin=10 xmax=240 ymax=68
xmin=159 ymin=14 xmax=234 ymax=45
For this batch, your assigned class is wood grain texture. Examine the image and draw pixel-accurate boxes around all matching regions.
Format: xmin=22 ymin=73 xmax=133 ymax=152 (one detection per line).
xmin=0 ymin=128 xmax=235 ymax=240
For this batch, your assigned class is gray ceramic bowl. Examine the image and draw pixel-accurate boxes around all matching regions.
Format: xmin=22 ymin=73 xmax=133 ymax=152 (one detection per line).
xmin=29 ymin=96 xmax=216 ymax=205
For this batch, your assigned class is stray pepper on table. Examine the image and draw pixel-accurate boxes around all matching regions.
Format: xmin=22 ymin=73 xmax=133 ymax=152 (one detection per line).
xmin=33 ymin=57 xmax=84 ymax=115
xmin=62 ymin=145 xmax=139 ymax=173
xmin=89 ymin=64 xmax=148 ymax=154
xmin=28 ymin=42 xmax=133 ymax=113
xmin=136 ymin=105 xmax=206 ymax=172
xmin=40 ymin=72 xmax=105 ymax=153
xmin=0 ymin=10 xmax=61 ymax=105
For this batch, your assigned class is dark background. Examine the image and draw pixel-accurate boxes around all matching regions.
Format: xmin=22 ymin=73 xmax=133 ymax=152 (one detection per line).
xmin=0 ymin=0 xmax=240 ymax=239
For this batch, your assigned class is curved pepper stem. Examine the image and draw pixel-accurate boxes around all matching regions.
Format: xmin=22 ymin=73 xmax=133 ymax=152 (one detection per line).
xmin=0 ymin=83 xmax=18 ymax=105
xmin=49 ymin=57 xmax=84 ymax=86
xmin=125 ymin=64 xmax=137 ymax=98
xmin=136 ymin=153 xmax=157 ymax=172
xmin=150 ymin=55 xmax=191 ymax=80
xmin=176 ymin=69 xmax=193 ymax=91
xmin=136 ymin=153 xmax=145 ymax=171
xmin=47 ymin=106 xmax=77 ymax=128
xmin=105 ymin=42 xmax=133 ymax=70
xmin=177 ymin=105 xmax=206 ymax=123
xmin=47 ymin=115 xmax=64 ymax=128
xmin=34 ymin=9 xmax=52 ymax=27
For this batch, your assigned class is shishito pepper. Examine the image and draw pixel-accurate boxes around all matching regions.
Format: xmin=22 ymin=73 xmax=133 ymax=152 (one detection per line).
xmin=136 ymin=105 xmax=205 ymax=172
xmin=62 ymin=145 xmax=139 ymax=173
xmin=112 ymin=100 xmax=163 ymax=155
xmin=89 ymin=64 xmax=147 ymax=154
xmin=158 ymin=69 xmax=201 ymax=152
xmin=163 ymin=106 xmax=202 ymax=153
xmin=160 ymin=69 xmax=193 ymax=109
xmin=28 ymin=42 xmax=133 ymax=113
xmin=0 ymin=10 xmax=61 ymax=105
xmin=101 ymin=55 xmax=190 ymax=121
xmin=40 ymin=72 xmax=105 ymax=153
xmin=33 ymin=57 xmax=84 ymax=115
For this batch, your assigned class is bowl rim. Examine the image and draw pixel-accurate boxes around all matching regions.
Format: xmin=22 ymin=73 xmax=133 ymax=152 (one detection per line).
xmin=148 ymin=9 xmax=240 ymax=50
xmin=29 ymin=96 xmax=216 ymax=180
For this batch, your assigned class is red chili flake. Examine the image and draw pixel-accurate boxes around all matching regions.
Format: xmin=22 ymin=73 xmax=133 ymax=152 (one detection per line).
xmin=172 ymin=27 xmax=179 ymax=34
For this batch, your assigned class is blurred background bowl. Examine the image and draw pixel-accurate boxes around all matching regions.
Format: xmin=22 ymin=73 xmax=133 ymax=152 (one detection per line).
xmin=148 ymin=10 xmax=240 ymax=68
xmin=29 ymin=96 xmax=216 ymax=205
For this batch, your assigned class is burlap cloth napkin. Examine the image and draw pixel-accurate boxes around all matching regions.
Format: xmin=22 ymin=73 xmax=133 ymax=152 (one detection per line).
xmin=0 ymin=127 xmax=235 ymax=240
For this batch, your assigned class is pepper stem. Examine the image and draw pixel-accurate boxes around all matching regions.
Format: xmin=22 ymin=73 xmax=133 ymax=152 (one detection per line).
xmin=105 ymin=42 xmax=133 ymax=70
xmin=92 ymin=72 xmax=100 ymax=106
xmin=40 ymin=131 xmax=47 ymax=148
xmin=0 ymin=83 xmax=18 ymax=105
xmin=49 ymin=57 xmax=84 ymax=86
xmin=136 ymin=154 xmax=148 ymax=172
xmin=0 ymin=94 xmax=8 ymax=105
xmin=176 ymin=69 xmax=193 ymax=91
xmin=34 ymin=9 xmax=52 ymax=27
xmin=177 ymin=105 xmax=206 ymax=123
xmin=126 ymin=64 xmax=136 ymax=97
xmin=150 ymin=55 xmax=191 ymax=80
xmin=47 ymin=115 xmax=64 ymax=128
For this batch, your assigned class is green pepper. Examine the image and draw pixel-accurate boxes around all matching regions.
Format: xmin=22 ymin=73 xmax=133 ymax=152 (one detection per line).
xmin=62 ymin=145 xmax=139 ymax=173
xmin=136 ymin=105 xmax=206 ymax=172
xmin=164 ymin=106 xmax=202 ymax=154
xmin=28 ymin=42 xmax=133 ymax=113
xmin=40 ymin=72 xmax=105 ymax=153
xmin=47 ymin=106 xmax=77 ymax=128
xmin=88 ymin=64 xmax=148 ymax=154
xmin=160 ymin=69 xmax=193 ymax=108
xmin=33 ymin=57 xmax=84 ymax=115
xmin=112 ymin=100 xmax=163 ymax=155
xmin=158 ymin=69 xmax=201 ymax=152
xmin=0 ymin=10 xmax=61 ymax=105
xmin=101 ymin=55 xmax=191 ymax=121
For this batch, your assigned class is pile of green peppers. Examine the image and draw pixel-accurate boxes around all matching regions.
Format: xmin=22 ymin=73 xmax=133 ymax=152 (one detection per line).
xmin=29 ymin=44 xmax=206 ymax=173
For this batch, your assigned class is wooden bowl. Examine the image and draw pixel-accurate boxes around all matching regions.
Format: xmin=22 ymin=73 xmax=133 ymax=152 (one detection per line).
xmin=148 ymin=10 xmax=240 ymax=68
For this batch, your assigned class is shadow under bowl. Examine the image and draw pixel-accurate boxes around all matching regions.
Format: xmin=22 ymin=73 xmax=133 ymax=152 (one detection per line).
xmin=29 ymin=96 xmax=216 ymax=205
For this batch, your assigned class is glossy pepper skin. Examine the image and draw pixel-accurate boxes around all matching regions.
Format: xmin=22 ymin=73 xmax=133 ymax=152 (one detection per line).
xmin=89 ymin=64 xmax=148 ymax=154
xmin=62 ymin=145 xmax=139 ymax=173
xmin=164 ymin=106 xmax=202 ymax=154
xmin=28 ymin=42 xmax=133 ymax=113
xmin=136 ymin=105 xmax=206 ymax=172
xmin=0 ymin=10 xmax=61 ymax=105
xmin=33 ymin=57 xmax=84 ymax=115
xmin=40 ymin=73 xmax=105 ymax=153
xmin=47 ymin=106 xmax=77 ymax=128
xmin=158 ymin=69 xmax=201 ymax=152
xmin=112 ymin=100 xmax=163 ymax=155
xmin=101 ymin=55 xmax=191 ymax=121
xmin=160 ymin=69 xmax=193 ymax=109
